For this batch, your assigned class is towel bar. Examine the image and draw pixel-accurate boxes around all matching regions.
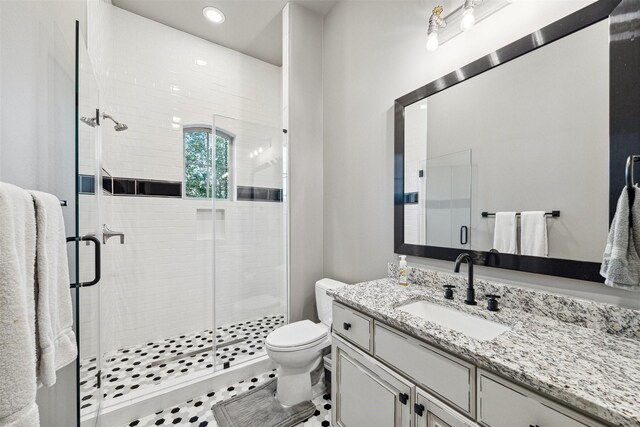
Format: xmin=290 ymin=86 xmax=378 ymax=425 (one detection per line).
xmin=481 ymin=211 xmax=560 ymax=218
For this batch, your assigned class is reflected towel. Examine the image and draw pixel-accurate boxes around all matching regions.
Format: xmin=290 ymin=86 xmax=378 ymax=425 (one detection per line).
xmin=0 ymin=183 xmax=40 ymax=426
xmin=493 ymin=212 xmax=517 ymax=254
xmin=600 ymin=187 xmax=640 ymax=291
xmin=29 ymin=191 xmax=77 ymax=387
xmin=520 ymin=211 xmax=548 ymax=257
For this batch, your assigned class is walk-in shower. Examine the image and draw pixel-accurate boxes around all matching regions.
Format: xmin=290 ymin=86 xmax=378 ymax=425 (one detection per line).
xmin=74 ymin=10 xmax=287 ymax=425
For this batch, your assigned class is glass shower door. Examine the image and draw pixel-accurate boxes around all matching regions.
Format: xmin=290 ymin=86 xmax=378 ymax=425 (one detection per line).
xmin=212 ymin=116 xmax=288 ymax=370
xmin=75 ymin=23 xmax=103 ymax=426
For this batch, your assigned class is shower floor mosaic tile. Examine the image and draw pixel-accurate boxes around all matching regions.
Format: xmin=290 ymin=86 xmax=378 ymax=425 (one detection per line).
xmin=121 ymin=369 xmax=332 ymax=427
xmin=80 ymin=315 xmax=285 ymax=416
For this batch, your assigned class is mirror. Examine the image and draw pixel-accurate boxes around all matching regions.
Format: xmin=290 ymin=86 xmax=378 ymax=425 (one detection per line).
xmin=395 ymin=0 xmax=635 ymax=282
xmin=403 ymin=20 xmax=608 ymax=262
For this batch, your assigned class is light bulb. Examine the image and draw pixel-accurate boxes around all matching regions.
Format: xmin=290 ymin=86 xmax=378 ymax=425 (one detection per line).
xmin=460 ymin=8 xmax=476 ymax=31
xmin=426 ymin=33 xmax=439 ymax=52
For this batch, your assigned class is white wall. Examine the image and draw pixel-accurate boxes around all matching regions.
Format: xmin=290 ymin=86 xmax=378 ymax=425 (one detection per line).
xmin=87 ymin=2 xmax=285 ymax=352
xmin=284 ymin=3 xmax=325 ymax=322
xmin=322 ymin=0 xmax=640 ymax=310
xmin=0 ymin=1 xmax=87 ymax=425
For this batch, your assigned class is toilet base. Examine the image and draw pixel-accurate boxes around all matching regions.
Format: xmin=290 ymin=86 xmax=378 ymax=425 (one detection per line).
xmin=275 ymin=357 xmax=322 ymax=406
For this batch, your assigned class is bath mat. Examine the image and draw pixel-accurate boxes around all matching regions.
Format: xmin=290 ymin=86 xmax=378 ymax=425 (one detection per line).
xmin=212 ymin=379 xmax=316 ymax=427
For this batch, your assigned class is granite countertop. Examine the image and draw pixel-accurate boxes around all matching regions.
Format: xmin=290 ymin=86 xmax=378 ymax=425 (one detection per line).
xmin=329 ymin=278 xmax=640 ymax=427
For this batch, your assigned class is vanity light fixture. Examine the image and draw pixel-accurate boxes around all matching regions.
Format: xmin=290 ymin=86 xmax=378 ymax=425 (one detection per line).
xmin=203 ymin=6 xmax=225 ymax=24
xmin=460 ymin=0 xmax=482 ymax=31
xmin=426 ymin=6 xmax=446 ymax=52
xmin=426 ymin=0 xmax=510 ymax=52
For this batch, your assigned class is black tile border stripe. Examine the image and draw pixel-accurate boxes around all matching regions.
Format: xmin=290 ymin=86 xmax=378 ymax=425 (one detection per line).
xmin=237 ymin=186 xmax=283 ymax=202
xmin=79 ymin=175 xmax=283 ymax=202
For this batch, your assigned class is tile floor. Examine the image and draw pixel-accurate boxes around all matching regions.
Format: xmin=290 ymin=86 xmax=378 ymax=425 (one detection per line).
xmin=80 ymin=315 xmax=285 ymax=416
xmin=122 ymin=369 xmax=332 ymax=427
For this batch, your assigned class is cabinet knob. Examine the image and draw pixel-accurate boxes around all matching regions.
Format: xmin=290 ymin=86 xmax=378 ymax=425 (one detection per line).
xmin=414 ymin=403 xmax=425 ymax=416
xmin=343 ymin=322 xmax=351 ymax=331
xmin=398 ymin=392 xmax=409 ymax=405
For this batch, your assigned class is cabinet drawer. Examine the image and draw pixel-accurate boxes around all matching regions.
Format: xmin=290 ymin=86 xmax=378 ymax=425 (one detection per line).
xmin=478 ymin=371 xmax=600 ymax=427
xmin=374 ymin=323 xmax=475 ymax=416
xmin=333 ymin=303 xmax=373 ymax=352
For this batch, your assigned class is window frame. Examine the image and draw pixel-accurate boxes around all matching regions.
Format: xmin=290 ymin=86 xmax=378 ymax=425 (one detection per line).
xmin=183 ymin=124 xmax=235 ymax=201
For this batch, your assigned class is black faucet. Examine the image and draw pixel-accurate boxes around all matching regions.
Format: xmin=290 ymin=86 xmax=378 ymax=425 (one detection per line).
xmin=454 ymin=253 xmax=476 ymax=305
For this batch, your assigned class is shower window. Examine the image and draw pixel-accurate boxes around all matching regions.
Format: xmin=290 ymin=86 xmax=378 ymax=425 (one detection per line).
xmin=184 ymin=125 xmax=232 ymax=199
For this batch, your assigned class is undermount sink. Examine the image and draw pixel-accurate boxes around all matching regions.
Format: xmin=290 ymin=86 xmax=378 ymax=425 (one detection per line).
xmin=397 ymin=300 xmax=510 ymax=342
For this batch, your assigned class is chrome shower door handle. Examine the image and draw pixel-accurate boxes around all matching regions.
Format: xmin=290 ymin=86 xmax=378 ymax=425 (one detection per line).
xmin=67 ymin=235 xmax=101 ymax=288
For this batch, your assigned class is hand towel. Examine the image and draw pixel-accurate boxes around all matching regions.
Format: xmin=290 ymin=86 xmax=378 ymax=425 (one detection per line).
xmin=600 ymin=187 xmax=640 ymax=291
xmin=29 ymin=191 xmax=77 ymax=387
xmin=0 ymin=183 xmax=40 ymax=426
xmin=520 ymin=211 xmax=548 ymax=257
xmin=493 ymin=212 xmax=517 ymax=254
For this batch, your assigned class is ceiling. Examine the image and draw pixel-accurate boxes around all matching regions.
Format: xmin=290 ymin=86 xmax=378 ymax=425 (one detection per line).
xmin=112 ymin=0 xmax=338 ymax=66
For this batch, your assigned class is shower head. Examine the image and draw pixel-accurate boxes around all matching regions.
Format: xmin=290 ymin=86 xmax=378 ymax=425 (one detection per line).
xmin=80 ymin=116 xmax=97 ymax=127
xmin=102 ymin=113 xmax=128 ymax=132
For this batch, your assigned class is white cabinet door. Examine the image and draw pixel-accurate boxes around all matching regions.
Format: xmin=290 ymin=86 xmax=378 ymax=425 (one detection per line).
xmin=415 ymin=388 xmax=479 ymax=427
xmin=332 ymin=335 xmax=412 ymax=427
xmin=477 ymin=370 xmax=602 ymax=427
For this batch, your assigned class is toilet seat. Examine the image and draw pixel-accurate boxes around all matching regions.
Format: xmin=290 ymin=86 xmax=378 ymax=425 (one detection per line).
xmin=266 ymin=320 xmax=328 ymax=352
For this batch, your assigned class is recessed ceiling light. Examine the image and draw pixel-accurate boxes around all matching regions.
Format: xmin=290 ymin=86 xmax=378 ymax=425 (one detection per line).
xmin=195 ymin=59 xmax=207 ymax=66
xmin=203 ymin=7 xmax=225 ymax=24
xmin=172 ymin=116 xmax=182 ymax=123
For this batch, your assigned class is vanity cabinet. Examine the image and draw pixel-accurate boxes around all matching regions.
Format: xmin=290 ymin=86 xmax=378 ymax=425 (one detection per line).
xmin=332 ymin=335 xmax=412 ymax=427
xmin=332 ymin=302 xmax=605 ymax=427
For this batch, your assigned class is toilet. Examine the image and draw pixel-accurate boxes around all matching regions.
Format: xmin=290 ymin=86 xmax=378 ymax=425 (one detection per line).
xmin=266 ymin=278 xmax=346 ymax=406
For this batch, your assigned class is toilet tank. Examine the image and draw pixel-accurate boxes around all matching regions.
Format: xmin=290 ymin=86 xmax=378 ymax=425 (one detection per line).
xmin=316 ymin=278 xmax=347 ymax=327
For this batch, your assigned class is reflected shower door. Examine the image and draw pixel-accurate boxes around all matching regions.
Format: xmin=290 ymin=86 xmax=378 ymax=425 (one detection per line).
xmin=212 ymin=116 xmax=288 ymax=370
xmin=425 ymin=150 xmax=472 ymax=249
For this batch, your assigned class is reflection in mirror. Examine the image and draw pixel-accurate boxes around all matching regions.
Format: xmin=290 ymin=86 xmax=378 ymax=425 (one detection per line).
xmin=402 ymin=19 xmax=609 ymax=263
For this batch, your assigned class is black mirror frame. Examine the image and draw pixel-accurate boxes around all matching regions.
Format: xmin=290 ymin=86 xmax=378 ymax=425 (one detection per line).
xmin=394 ymin=0 xmax=639 ymax=282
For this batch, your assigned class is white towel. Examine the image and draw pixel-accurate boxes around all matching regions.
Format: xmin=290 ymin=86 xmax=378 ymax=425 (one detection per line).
xmin=600 ymin=187 xmax=640 ymax=291
xmin=520 ymin=211 xmax=548 ymax=257
xmin=29 ymin=191 xmax=77 ymax=387
xmin=0 ymin=183 xmax=40 ymax=426
xmin=493 ymin=212 xmax=517 ymax=254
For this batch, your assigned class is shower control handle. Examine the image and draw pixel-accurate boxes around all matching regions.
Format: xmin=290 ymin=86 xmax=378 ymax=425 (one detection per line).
xmin=343 ymin=322 xmax=351 ymax=331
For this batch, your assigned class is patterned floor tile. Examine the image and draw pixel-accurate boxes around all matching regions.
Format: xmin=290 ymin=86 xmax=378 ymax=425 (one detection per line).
xmin=80 ymin=315 xmax=285 ymax=416
xmin=121 ymin=369 xmax=332 ymax=427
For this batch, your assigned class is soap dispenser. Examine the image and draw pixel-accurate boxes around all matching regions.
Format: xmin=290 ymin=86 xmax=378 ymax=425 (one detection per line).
xmin=398 ymin=255 xmax=408 ymax=286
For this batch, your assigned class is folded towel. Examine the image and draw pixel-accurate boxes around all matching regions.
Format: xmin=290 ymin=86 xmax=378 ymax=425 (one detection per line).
xmin=29 ymin=191 xmax=77 ymax=387
xmin=600 ymin=187 xmax=640 ymax=290
xmin=0 ymin=183 xmax=40 ymax=426
xmin=520 ymin=211 xmax=548 ymax=257
xmin=493 ymin=212 xmax=517 ymax=254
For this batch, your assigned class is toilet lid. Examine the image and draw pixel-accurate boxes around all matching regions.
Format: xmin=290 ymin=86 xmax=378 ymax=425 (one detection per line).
xmin=266 ymin=320 xmax=327 ymax=348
